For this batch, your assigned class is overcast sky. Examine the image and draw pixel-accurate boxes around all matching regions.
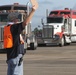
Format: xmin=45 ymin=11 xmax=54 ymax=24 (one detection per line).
xmin=1 ymin=0 xmax=76 ymax=30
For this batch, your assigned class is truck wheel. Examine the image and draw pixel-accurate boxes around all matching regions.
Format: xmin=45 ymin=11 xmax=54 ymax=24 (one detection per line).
xmin=59 ymin=37 xmax=64 ymax=47
xmin=34 ymin=40 xmax=37 ymax=50
xmin=30 ymin=42 xmax=37 ymax=50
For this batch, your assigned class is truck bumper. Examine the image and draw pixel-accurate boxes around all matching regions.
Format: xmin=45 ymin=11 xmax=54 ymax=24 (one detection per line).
xmin=37 ymin=37 xmax=60 ymax=45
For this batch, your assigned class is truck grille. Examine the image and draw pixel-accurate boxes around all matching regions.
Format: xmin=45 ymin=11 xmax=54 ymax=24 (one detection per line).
xmin=0 ymin=27 xmax=4 ymax=42
xmin=42 ymin=25 xmax=54 ymax=38
xmin=0 ymin=26 xmax=4 ymax=49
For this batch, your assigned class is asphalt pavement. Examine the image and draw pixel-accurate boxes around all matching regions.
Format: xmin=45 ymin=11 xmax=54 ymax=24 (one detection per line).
xmin=0 ymin=43 xmax=76 ymax=75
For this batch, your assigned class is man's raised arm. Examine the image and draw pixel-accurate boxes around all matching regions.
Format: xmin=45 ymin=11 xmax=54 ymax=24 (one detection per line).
xmin=22 ymin=0 xmax=38 ymax=26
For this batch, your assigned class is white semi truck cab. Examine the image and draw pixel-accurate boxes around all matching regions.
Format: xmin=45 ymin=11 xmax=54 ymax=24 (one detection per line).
xmin=37 ymin=8 xmax=76 ymax=46
xmin=0 ymin=3 xmax=37 ymax=52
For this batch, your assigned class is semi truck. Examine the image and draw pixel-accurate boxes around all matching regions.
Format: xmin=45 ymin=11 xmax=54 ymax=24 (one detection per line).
xmin=37 ymin=8 xmax=76 ymax=46
xmin=0 ymin=3 xmax=37 ymax=52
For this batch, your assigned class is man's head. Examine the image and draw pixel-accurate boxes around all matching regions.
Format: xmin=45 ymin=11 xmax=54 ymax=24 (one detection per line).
xmin=7 ymin=12 xmax=20 ymax=23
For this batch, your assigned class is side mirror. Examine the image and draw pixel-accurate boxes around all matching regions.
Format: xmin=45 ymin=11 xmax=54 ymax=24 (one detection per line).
xmin=68 ymin=18 xmax=71 ymax=24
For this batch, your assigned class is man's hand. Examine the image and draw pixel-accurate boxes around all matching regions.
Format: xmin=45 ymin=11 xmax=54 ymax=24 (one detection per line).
xmin=30 ymin=0 xmax=38 ymax=11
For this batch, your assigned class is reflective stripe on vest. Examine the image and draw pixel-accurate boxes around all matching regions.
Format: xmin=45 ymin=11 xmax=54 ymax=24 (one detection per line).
xmin=4 ymin=25 xmax=13 ymax=48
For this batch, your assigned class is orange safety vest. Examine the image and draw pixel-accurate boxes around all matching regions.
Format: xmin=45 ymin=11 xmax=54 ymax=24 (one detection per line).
xmin=3 ymin=25 xmax=13 ymax=48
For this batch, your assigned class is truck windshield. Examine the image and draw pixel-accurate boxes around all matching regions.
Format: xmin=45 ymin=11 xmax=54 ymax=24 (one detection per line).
xmin=47 ymin=17 xmax=63 ymax=23
xmin=0 ymin=14 xmax=8 ymax=22
xmin=0 ymin=14 xmax=22 ymax=22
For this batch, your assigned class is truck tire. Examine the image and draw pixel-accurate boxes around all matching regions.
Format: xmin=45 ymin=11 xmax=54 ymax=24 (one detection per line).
xmin=59 ymin=37 xmax=64 ymax=47
xmin=30 ymin=41 xmax=37 ymax=50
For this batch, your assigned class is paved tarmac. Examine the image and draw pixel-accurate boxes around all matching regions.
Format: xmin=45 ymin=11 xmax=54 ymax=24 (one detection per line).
xmin=0 ymin=43 xmax=76 ymax=75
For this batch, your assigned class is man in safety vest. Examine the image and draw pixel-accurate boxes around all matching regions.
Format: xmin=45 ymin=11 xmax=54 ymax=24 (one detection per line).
xmin=4 ymin=0 xmax=38 ymax=75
